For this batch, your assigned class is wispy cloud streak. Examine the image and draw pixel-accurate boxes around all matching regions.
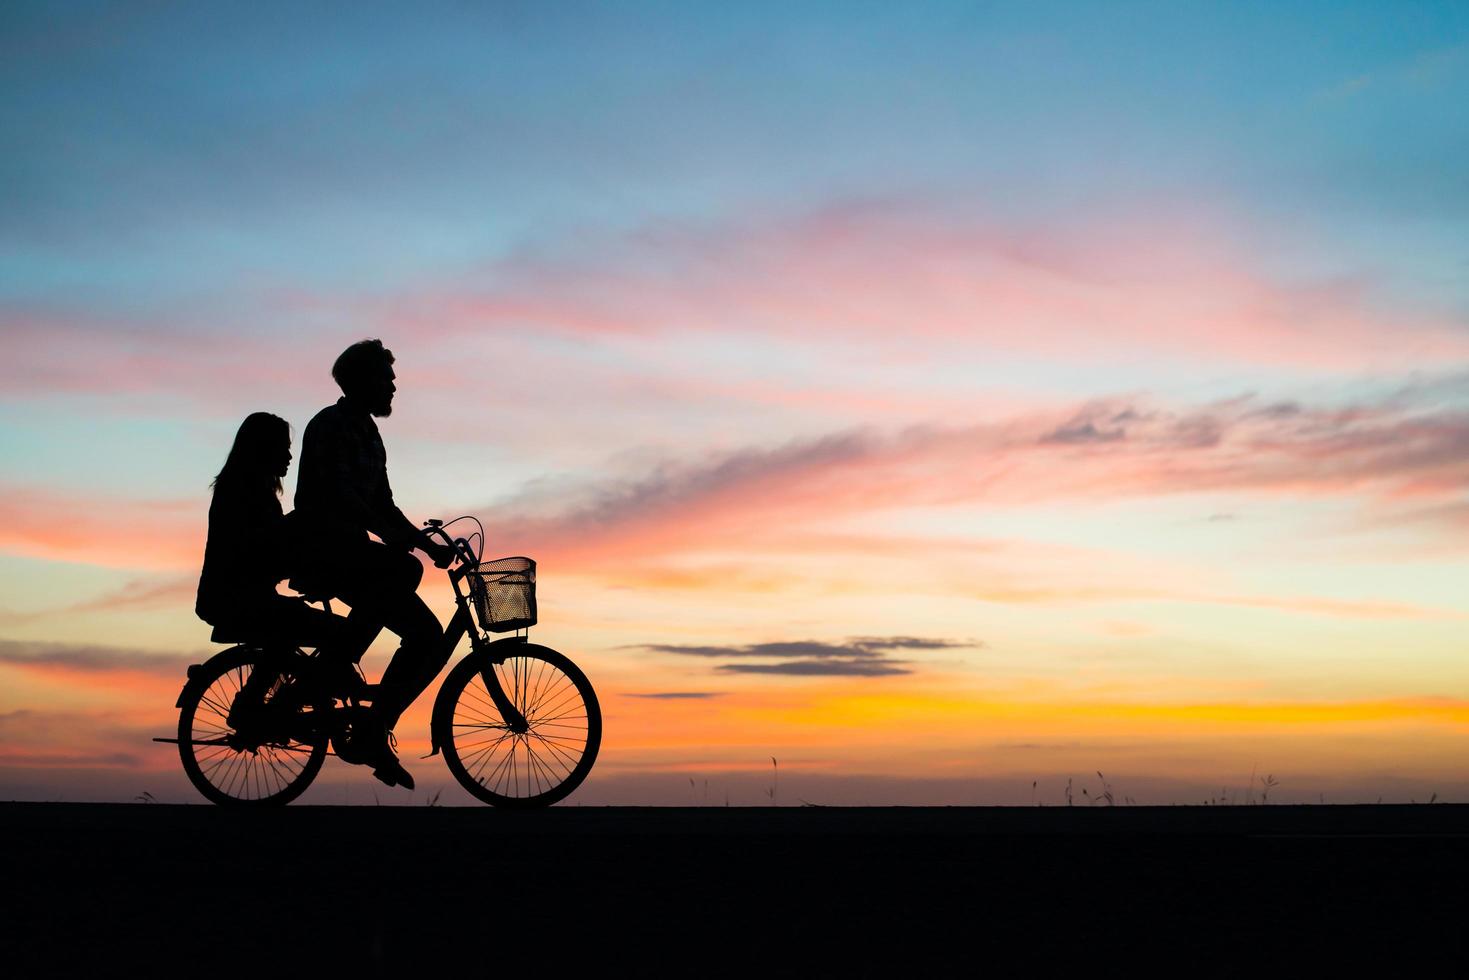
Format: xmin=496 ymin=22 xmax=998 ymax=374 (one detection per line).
xmin=476 ymin=387 xmax=1469 ymax=569
xmin=0 ymin=639 xmax=198 ymax=677
xmin=623 ymin=692 xmax=724 ymax=700
xmin=635 ymin=636 xmax=973 ymax=678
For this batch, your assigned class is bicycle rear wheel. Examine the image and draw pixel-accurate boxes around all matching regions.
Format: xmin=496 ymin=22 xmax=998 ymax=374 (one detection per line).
xmin=436 ymin=644 xmax=601 ymax=808
xmin=178 ymin=646 xmax=326 ymax=806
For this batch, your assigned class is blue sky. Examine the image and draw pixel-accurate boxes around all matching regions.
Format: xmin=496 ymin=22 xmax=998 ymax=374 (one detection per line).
xmin=4 ymin=1 xmax=1467 ymax=316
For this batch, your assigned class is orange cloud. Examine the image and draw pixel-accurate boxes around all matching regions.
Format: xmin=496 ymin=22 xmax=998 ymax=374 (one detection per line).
xmin=733 ymin=689 xmax=1469 ymax=742
xmin=0 ymin=485 xmax=200 ymax=570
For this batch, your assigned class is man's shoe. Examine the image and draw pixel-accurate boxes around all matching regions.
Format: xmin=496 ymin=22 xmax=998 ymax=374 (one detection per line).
xmin=226 ymin=674 xmax=272 ymax=733
xmin=369 ymin=728 xmax=415 ymax=791
xmin=225 ymin=692 xmax=256 ymax=733
xmin=372 ymin=757 xmax=415 ymax=791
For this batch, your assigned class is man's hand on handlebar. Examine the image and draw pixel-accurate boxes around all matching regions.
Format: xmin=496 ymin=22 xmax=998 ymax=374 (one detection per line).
xmin=421 ymin=535 xmax=458 ymax=569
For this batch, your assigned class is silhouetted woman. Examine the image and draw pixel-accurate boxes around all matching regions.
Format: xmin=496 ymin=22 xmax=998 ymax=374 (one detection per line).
xmin=196 ymin=412 xmax=346 ymax=649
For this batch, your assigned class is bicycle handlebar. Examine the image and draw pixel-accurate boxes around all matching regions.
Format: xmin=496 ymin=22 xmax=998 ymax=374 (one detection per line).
xmin=421 ymin=521 xmax=478 ymax=569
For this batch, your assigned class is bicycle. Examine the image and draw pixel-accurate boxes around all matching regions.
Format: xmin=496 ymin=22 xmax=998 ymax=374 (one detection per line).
xmin=159 ymin=517 xmax=601 ymax=808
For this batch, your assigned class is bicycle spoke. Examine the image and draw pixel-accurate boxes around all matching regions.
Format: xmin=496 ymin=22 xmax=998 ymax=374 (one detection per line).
xmin=526 ymin=675 xmax=571 ymax=718
xmin=533 ymin=718 xmax=589 ymax=730
xmin=464 ymin=731 xmax=522 ymax=764
xmin=526 ymin=689 xmax=572 ymax=728
xmin=526 ymin=730 xmax=578 ymax=773
xmin=526 ymin=658 xmax=550 ymax=716
xmin=199 ymin=691 xmax=232 ymax=719
xmin=475 ymin=738 xmax=516 ymax=789
xmin=525 ymin=736 xmax=589 ymax=759
xmin=462 ymin=732 xmax=517 ymax=771
xmin=458 ymin=732 xmax=516 ymax=756
xmin=262 ymin=750 xmax=289 ymax=793
xmin=219 ymin=751 xmax=245 ymax=797
xmin=524 ymin=736 xmax=569 ymax=780
xmin=462 ymin=681 xmax=499 ymax=715
xmin=498 ymin=739 xmax=522 ymax=795
xmin=525 ymin=740 xmax=551 ymax=795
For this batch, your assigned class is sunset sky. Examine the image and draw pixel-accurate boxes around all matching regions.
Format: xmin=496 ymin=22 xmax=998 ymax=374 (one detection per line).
xmin=4 ymin=1 xmax=1469 ymax=805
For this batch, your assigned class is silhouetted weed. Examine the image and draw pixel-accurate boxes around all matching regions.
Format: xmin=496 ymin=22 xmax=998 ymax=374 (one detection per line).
xmin=1094 ymin=771 xmax=1115 ymax=806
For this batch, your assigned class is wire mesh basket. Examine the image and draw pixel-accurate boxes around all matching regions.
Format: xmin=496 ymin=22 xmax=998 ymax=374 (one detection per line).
xmin=468 ymin=557 xmax=537 ymax=633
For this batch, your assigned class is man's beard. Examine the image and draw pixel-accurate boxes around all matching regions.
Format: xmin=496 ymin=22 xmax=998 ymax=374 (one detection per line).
xmin=371 ymin=399 xmax=393 ymax=417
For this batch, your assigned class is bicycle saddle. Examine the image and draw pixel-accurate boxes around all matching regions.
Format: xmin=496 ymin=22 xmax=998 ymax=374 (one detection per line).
xmin=208 ymin=624 xmax=304 ymax=645
xmin=208 ymin=605 xmax=315 ymax=644
xmin=209 ymin=624 xmax=255 ymax=643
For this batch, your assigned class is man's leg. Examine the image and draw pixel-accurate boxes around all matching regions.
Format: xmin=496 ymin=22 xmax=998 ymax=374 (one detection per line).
xmin=370 ymin=584 xmax=447 ymax=732
xmin=324 ymin=542 xmax=445 ymax=731
xmin=336 ymin=549 xmax=422 ymax=664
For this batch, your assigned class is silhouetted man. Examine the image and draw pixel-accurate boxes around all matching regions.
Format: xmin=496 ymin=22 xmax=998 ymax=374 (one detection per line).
xmin=294 ymin=338 xmax=455 ymax=789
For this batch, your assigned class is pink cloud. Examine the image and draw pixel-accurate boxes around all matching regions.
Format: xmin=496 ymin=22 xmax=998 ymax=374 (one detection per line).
xmin=380 ymin=201 xmax=1469 ymax=372
xmin=0 ymin=310 xmax=366 ymax=406
xmin=465 ymin=391 xmax=1469 ymax=572
xmin=8 ymin=199 xmax=1462 ymax=409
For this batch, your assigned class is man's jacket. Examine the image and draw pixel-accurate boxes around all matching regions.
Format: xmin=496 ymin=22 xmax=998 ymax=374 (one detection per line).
xmin=294 ymin=397 xmax=419 ymax=551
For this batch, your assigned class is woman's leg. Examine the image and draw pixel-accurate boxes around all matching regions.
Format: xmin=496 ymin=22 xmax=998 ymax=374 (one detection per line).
xmin=264 ymin=595 xmax=353 ymax=657
xmin=221 ymin=597 xmax=353 ymax=728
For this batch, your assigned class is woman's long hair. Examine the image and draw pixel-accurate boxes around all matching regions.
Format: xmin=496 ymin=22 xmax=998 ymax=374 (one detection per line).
xmin=212 ymin=412 xmax=290 ymax=497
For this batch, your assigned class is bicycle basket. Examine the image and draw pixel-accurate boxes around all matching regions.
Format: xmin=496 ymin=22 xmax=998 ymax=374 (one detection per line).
xmin=468 ymin=557 xmax=537 ymax=633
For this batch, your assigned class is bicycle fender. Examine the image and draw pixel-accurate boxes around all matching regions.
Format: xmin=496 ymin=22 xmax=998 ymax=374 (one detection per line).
xmin=174 ymin=646 xmax=252 ymax=708
xmin=427 ymin=653 xmax=480 ymax=757
xmin=174 ymin=672 xmax=198 ymax=709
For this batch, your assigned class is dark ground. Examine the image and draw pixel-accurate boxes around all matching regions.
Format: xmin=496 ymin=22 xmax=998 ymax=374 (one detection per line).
xmin=4 ymin=802 xmax=1467 ymax=973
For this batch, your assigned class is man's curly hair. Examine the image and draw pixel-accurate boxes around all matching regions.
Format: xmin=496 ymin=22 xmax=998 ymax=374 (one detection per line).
xmin=332 ymin=338 xmax=394 ymax=392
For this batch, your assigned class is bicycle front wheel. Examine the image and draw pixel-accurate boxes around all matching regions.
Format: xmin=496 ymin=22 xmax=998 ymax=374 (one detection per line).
xmin=436 ymin=644 xmax=601 ymax=808
xmin=177 ymin=646 xmax=326 ymax=806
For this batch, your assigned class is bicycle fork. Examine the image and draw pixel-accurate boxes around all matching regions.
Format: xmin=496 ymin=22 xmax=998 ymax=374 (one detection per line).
xmin=425 ymin=605 xmax=528 ymax=758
